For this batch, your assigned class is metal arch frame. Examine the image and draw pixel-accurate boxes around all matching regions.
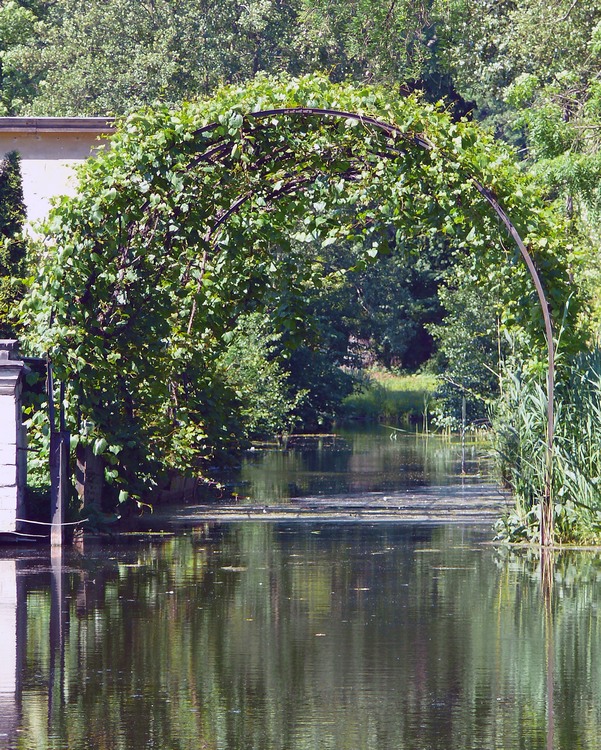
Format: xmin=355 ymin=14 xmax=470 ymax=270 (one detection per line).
xmin=191 ymin=106 xmax=555 ymax=545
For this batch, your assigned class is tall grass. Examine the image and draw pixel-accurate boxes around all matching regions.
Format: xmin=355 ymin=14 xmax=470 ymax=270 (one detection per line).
xmin=495 ymin=350 xmax=601 ymax=544
xmin=340 ymin=371 xmax=438 ymax=425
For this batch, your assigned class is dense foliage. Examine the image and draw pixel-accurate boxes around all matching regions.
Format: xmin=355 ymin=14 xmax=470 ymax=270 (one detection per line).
xmin=218 ymin=312 xmax=305 ymax=439
xmin=0 ymin=0 xmax=440 ymax=115
xmin=430 ymin=284 xmax=503 ymax=427
xmin=21 ymin=75 xmax=578 ymax=500
xmin=4 ymin=0 xmax=601 ymax=262
xmin=0 ymin=150 xmax=26 ymax=336
xmin=3 ymin=0 xmax=601 ymax=539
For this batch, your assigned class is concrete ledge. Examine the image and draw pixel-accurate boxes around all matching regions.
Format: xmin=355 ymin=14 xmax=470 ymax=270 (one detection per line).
xmin=0 ymin=443 xmax=17 ymax=461
xmin=0 ymin=117 xmax=115 ymax=133
xmin=0 ymin=508 xmax=15 ymax=532
xmin=0 ymin=371 xmax=22 ymax=397
xmin=0 ymin=485 xmax=18 ymax=507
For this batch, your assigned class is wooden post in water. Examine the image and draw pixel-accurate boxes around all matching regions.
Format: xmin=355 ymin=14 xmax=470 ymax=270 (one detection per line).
xmin=48 ymin=364 xmax=70 ymax=547
xmin=75 ymin=445 xmax=104 ymax=511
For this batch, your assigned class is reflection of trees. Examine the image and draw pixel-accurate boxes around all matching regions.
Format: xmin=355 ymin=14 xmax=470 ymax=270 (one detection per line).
xmin=236 ymin=432 xmax=488 ymax=504
xmin=12 ymin=526 xmax=601 ymax=749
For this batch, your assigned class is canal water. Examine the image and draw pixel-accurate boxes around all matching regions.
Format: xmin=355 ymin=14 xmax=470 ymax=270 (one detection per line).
xmin=231 ymin=427 xmax=489 ymax=500
xmin=0 ymin=431 xmax=600 ymax=749
xmin=175 ymin=428 xmax=508 ymax=523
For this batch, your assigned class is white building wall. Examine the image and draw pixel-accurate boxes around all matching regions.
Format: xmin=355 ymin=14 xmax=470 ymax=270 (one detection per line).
xmin=0 ymin=118 xmax=114 ymax=224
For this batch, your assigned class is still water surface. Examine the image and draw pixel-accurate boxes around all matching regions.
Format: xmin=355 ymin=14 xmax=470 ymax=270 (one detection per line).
xmin=229 ymin=427 xmax=489 ymax=502
xmin=0 ymin=431 xmax=599 ymax=750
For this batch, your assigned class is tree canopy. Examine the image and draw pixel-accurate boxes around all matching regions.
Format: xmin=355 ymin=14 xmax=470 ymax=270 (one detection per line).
xmin=0 ymin=150 xmax=26 ymax=335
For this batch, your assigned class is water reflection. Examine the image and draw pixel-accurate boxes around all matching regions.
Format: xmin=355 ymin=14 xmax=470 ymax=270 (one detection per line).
xmin=1 ymin=527 xmax=601 ymax=749
xmin=0 ymin=561 xmax=19 ymax=746
xmin=230 ymin=429 xmax=489 ymax=503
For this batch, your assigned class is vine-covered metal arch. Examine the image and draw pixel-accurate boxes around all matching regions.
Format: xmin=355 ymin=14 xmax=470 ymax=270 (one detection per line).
xmin=29 ymin=83 xmax=559 ymax=545
xmin=188 ymin=106 xmax=555 ymax=545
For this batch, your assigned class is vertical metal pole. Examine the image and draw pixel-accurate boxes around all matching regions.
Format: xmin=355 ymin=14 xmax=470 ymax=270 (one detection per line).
xmin=58 ymin=381 xmax=70 ymax=537
xmin=473 ymin=187 xmax=555 ymax=546
xmin=48 ymin=361 xmax=64 ymax=547
xmin=49 ymin=433 xmax=63 ymax=547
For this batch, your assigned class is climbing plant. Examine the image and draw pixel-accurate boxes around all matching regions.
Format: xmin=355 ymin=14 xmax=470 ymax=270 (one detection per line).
xmin=0 ymin=150 xmax=26 ymax=337
xmin=22 ymin=74 xmax=582 ymax=499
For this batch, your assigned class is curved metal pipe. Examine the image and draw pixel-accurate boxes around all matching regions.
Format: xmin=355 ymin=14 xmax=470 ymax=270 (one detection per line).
xmin=191 ymin=105 xmax=556 ymax=544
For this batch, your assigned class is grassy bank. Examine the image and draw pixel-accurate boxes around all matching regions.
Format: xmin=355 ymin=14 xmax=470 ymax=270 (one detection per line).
xmin=341 ymin=371 xmax=439 ymax=426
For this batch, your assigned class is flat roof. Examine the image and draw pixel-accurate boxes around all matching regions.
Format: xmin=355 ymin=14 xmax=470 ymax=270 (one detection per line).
xmin=0 ymin=117 xmax=116 ymax=133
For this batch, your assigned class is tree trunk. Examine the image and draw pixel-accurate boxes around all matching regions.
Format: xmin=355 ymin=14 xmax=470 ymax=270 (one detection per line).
xmin=75 ymin=444 xmax=104 ymax=509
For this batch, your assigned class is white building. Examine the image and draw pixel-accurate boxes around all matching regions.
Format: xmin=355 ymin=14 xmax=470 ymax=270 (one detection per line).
xmin=0 ymin=119 xmax=114 ymax=535
xmin=0 ymin=117 xmax=115 ymax=224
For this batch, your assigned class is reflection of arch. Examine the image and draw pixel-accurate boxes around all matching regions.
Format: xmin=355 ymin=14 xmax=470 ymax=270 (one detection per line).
xmin=190 ymin=107 xmax=555 ymax=545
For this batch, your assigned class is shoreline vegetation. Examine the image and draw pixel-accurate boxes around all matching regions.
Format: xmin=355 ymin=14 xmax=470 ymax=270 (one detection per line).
xmin=342 ymin=370 xmax=465 ymax=433
xmin=341 ymin=370 xmax=439 ymax=428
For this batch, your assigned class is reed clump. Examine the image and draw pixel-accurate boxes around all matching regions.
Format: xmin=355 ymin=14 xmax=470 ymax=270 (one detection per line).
xmin=495 ymin=350 xmax=601 ymax=544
